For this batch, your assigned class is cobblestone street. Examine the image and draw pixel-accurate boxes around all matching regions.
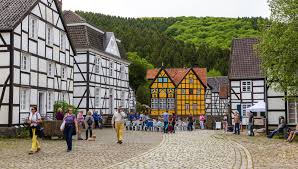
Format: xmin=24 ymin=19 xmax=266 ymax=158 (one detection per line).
xmin=0 ymin=129 xmax=297 ymax=169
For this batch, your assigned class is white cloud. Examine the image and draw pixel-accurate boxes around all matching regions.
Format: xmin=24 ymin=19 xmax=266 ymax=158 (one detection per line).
xmin=62 ymin=0 xmax=270 ymax=18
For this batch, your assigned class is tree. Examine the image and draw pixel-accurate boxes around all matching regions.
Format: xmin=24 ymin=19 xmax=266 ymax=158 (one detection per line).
xmin=207 ymin=69 xmax=222 ymax=77
xmin=259 ymin=0 xmax=298 ymax=96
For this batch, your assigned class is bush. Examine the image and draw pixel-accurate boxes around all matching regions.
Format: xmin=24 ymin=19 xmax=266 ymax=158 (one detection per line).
xmin=53 ymin=101 xmax=78 ymax=118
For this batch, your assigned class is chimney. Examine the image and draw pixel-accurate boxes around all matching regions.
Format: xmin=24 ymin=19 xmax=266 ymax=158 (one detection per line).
xmin=57 ymin=0 xmax=62 ymax=11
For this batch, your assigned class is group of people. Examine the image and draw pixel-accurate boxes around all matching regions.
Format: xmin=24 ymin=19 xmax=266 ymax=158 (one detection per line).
xmin=27 ymin=106 xmax=124 ymax=154
xmin=267 ymin=118 xmax=298 ymax=142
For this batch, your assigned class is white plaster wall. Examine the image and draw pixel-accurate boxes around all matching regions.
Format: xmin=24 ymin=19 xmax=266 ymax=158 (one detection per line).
xmin=0 ymin=52 xmax=10 ymax=66
xmin=38 ymin=39 xmax=45 ymax=57
xmin=231 ymin=81 xmax=240 ymax=87
xmin=253 ymin=94 xmax=264 ymax=100
xmin=31 ymin=72 xmax=37 ymax=86
xmin=242 ymin=93 xmax=252 ymax=100
xmin=14 ymin=25 xmax=21 ymax=34
xmin=38 ymin=20 xmax=46 ymax=39
xmin=0 ymin=106 xmax=9 ymax=124
xmin=20 ymin=73 xmax=30 ymax=86
xmin=29 ymin=40 xmax=37 ymax=54
xmin=13 ymin=68 xmax=20 ymax=84
xmin=22 ymin=33 xmax=28 ymax=51
xmin=39 ymin=74 xmax=47 ymax=88
xmin=268 ymin=111 xmax=286 ymax=125
xmin=254 ymin=87 xmax=264 ymax=93
xmin=253 ymin=80 xmax=264 ymax=86
xmin=22 ymin=16 xmax=29 ymax=32
xmin=14 ymin=35 xmax=21 ymax=49
xmin=268 ymin=98 xmax=285 ymax=110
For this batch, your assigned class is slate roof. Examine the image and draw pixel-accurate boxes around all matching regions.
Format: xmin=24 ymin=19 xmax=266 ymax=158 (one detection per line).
xmin=207 ymin=76 xmax=229 ymax=98
xmin=63 ymin=10 xmax=127 ymax=60
xmin=0 ymin=0 xmax=38 ymax=30
xmin=146 ymin=67 xmax=207 ymax=87
xmin=229 ymin=38 xmax=264 ymax=80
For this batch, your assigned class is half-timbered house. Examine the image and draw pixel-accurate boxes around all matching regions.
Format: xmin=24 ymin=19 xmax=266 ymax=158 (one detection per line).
xmin=146 ymin=67 xmax=207 ymax=116
xmin=229 ymin=38 xmax=298 ymax=126
xmin=63 ymin=11 xmax=131 ymax=114
xmin=206 ymin=76 xmax=229 ymax=116
xmin=0 ymin=0 xmax=75 ymax=127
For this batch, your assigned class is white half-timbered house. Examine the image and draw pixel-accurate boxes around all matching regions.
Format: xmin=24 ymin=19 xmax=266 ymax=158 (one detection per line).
xmin=206 ymin=76 xmax=229 ymax=116
xmin=63 ymin=11 xmax=132 ymax=114
xmin=229 ymin=38 xmax=266 ymax=125
xmin=0 ymin=0 xmax=75 ymax=127
xmin=228 ymin=38 xmax=298 ymax=127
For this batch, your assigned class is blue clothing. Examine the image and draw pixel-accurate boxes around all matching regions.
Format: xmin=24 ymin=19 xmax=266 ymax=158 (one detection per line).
xmin=64 ymin=124 xmax=73 ymax=151
xmin=65 ymin=114 xmax=75 ymax=124
xmin=162 ymin=112 xmax=169 ymax=122
xmin=93 ymin=112 xmax=100 ymax=121
xmin=164 ymin=121 xmax=168 ymax=133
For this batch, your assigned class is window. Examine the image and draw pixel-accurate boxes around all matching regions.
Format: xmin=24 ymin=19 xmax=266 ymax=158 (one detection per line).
xmin=47 ymin=92 xmax=54 ymax=111
xmin=158 ymin=78 xmax=163 ymax=82
xmin=95 ymin=58 xmax=101 ymax=74
xmin=21 ymin=53 xmax=30 ymax=72
xmin=241 ymin=103 xmax=252 ymax=117
xmin=95 ymin=87 xmax=100 ymax=108
xmin=47 ymin=62 xmax=55 ymax=77
xmin=241 ymin=81 xmax=252 ymax=92
xmin=185 ymin=104 xmax=190 ymax=110
xmin=109 ymin=62 xmax=113 ymax=76
xmin=61 ymin=92 xmax=67 ymax=101
xmin=60 ymin=31 xmax=66 ymax=51
xmin=29 ymin=16 xmax=38 ymax=39
xmin=197 ymin=88 xmax=201 ymax=95
xmin=61 ymin=66 xmax=67 ymax=80
xmin=288 ymin=98 xmax=298 ymax=124
xmin=120 ymin=65 xmax=125 ymax=79
xmin=182 ymin=89 xmax=186 ymax=94
xmin=167 ymin=98 xmax=175 ymax=110
xmin=120 ymin=91 xmax=125 ymax=107
xmin=20 ymin=88 xmax=30 ymax=112
xmin=151 ymin=98 xmax=158 ymax=109
xmin=46 ymin=25 xmax=53 ymax=45
xmin=159 ymin=98 xmax=167 ymax=110
xmin=163 ymin=78 xmax=168 ymax=82
xmin=189 ymin=78 xmax=194 ymax=84
xmin=189 ymin=89 xmax=193 ymax=94
xmin=193 ymin=104 xmax=198 ymax=111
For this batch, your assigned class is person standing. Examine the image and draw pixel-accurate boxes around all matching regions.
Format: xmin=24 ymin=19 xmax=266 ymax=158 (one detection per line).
xmin=199 ymin=114 xmax=206 ymax=129
xmin=233 ymin=111 xmax=240 ymax=135
xmin=93 ymin=111 xmax=100 ymax=129
xmin=28 ymin=106 xmax=42 ymax=154
xmin=188 ymin=115 xmax=194 ymax=131
xmin=162 ymin=112 xmax=169 ymax=133
xmin=112 ymin=106 xmax=126 ymax=144
xmin=55 ymin=108 xmax=64 ymax=120
xmin=222 ymin=112 xmax=228 ymax=133
xmin=85 ymin=111 xmax=94 ymax=140
xmin=172 ymin=113 xmax=177 ymax=133
xmin=77 ymin=111 xmax=84 ymax=140
xmin=248 ymin=111 xmax=254 ymax=136
xmin=63 ymin=108 xmax=78 ymax=152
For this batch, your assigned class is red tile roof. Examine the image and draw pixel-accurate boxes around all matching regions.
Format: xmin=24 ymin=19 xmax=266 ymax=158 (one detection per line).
xmin=219 ymin=84 xmax=229 ymax=99
xmin=146 ymin=67 xmax=207 ymax=87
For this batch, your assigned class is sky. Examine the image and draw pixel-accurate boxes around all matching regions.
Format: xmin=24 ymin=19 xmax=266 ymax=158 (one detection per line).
xmin=62 ymin=0 xmax=270 ymax=18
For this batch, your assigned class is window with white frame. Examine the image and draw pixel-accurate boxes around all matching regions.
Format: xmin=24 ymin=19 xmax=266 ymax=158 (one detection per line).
xmin=120 ymin=65 xmax=125 ymax=79
xmin=60 ymin=31 xmax=66 ymax=51
xmin=95 ymin=57 xmax=101 ymax=74
xmin=182 ymin=89 xmax=186 ymax=94
xmin=151 ymin=98 xmax=158 ymax=109
xmin=47 ymin=92 xmax=54 ymax=111
xmin=20 ymin=88 xmax=30 ymax=112
xmin=95 ymin=87 xmax=101 ymax=108
xmin=120 ymin=91 xmax=125 ymax=107
xmin=61 ymin=66 xmax=67 ymax=80
xmin=167 ymin=98 xmax=175 ymax=110
xmin=29 ymin=16 xmax=38 ymax=39
xmin=288 ymin=98 xmax=298 ymax=124
xmin=21 ymin=53 xmax=30 ymax=72
xmin=47 ymin=62 xmax=55 ymax=77
xmin=185 ymin=104 xmax=190 ymax=110
xmin=241 ymin=103 xmax=252 ymax=117
xmin=241 ymin=81 xmax=252 ymax=92
xmin=159 ymin=98 xmax=166 ymax=110
xmin=109 ymin=62 xmax=113 ymax=76
xmin=46 ymin=25 xmax=53 ymax=45
xmin=197 ymin=88 xmax=201 ymax=95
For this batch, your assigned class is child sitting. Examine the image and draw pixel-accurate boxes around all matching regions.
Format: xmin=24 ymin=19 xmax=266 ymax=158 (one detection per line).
xmin=286 ymin=124 xmax=298 ymax=142
xmin=84 ymin=111 xmax=94 ymax=140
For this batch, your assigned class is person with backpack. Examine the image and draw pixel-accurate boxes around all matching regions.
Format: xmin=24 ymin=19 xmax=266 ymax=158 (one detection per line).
xmin=85 ymin=111 xmax=94 ymax=140
xmin=112 ymin=106 xmax=126 ymax=144
xmin=93 ymin=111 xmax=100 ymax=129
xmin=63 ymin=108 xmax=78 ymax=152
xmin=28 ymin=106 xmax=42 ymax=154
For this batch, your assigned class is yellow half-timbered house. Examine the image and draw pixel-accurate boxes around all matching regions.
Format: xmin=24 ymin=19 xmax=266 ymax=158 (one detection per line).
xmin=147 ymin=67 xmax=207 ymax=116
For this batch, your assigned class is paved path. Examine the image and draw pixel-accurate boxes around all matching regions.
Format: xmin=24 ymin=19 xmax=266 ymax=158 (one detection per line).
xmin=108 ymin=130 xmax=252 ymax=169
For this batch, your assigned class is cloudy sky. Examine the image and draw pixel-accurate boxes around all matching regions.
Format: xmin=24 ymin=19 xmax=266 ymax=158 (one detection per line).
xmin=62 ymin=0 xmax=270 ymax=18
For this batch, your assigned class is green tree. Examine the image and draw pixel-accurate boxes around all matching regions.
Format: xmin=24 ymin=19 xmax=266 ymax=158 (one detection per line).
xmin=259 ymin=0 xmax=298 ymax=95
xmin=207 ymin=69 xmax=222 ymax=77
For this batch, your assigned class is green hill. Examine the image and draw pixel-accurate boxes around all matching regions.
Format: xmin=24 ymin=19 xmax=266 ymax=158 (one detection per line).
xmin=76 ymin=11 xmax=267 ymax=75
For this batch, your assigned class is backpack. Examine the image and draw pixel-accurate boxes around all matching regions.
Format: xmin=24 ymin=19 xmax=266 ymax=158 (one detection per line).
xmin=87 ymin=117 xmax=93 ymax=126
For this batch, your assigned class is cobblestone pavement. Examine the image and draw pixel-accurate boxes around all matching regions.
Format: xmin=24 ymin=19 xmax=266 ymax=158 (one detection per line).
xmin=0 ymin=129 xmax=163 ymax=169
xmin=223 ymin=133 xmax=298 ymax=169
xmin=108 ymin=130 xmax=252 ymax=169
